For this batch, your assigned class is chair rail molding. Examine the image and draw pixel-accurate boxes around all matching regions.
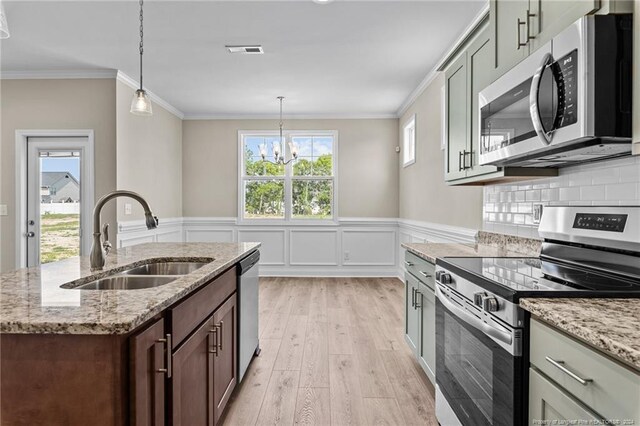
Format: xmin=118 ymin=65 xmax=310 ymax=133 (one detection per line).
xmin=117 ymin=216 xmax=478 ymax=278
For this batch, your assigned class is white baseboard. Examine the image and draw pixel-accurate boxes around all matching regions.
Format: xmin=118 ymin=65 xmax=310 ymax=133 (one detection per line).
xmin=117 ymin=216 xmax=477 ymax=278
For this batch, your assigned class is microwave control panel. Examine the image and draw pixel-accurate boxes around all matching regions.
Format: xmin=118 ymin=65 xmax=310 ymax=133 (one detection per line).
xmin=554 ymin=49 xmax=578 ymax=129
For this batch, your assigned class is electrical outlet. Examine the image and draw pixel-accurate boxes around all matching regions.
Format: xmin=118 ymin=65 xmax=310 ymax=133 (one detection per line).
xmin=533 ymin=204 xmax=544 ymax=224
xmin=344 ymin=251 xmax=350 ymax=261
xmin=124 ymin=203 xmax=132 ymax=215
xmin=0 ymin=204 xmax=7 ymax=216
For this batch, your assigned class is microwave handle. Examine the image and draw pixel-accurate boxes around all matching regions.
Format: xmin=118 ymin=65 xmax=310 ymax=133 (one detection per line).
xmin=529 ymin=52 xmax=555 ymax=146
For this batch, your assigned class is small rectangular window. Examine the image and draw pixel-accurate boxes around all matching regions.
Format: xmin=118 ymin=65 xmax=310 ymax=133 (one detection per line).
xmin=403 ymin=114 xmax=416 ymax=167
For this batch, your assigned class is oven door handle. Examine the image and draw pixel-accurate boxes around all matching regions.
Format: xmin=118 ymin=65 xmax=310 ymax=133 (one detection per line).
xmin=529 ymin=52 xmax=555 ymax=146
xmin=436 ymin=285 xmax=513 ymax=346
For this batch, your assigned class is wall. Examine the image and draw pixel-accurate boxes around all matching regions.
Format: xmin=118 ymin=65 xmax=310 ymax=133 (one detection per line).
xmin=0 ymin=79 xmax=117 ymax=272
xmin=181 ymin=118 xmax=399 ymax=218
xmin=483 ymin=156 xmax=640 ymax=238
xmin=115 ymin=81 xmax=183 ymax=222
xmin=633 ymin=0 xmax=640 ymax=155
xmin=397 ymin=73 xmax=484 ymax=229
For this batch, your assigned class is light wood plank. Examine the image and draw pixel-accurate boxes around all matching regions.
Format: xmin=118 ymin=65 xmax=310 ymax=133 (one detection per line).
xmin=307 ymin=279 xmax=328 ymax=323
xmin=256 ymin=370 xmax=300 ymax=426
xmin=300 ymin=322 xmax=329 ymax=388
xmin=222 ymin=338 xmax=282 ymax=426
xmin=363 ymin=398 xmax=405 ymax=425
xmin=329 ymin=354 xmax=367 ymax=426
xmin=274 ymin=314 xmax=308 ymax=371
xmin=293 ymin=387 xmax=331 ymax=426
xmin=327 ymin=308 xmax=353 ymax=355
xmin=350 ymin=323 xmax=394 ymax=398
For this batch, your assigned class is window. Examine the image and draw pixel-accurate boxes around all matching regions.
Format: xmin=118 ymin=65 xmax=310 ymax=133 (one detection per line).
xmin=240 ymin=131 xmax=337 ymax=222
xmin=403 ymin=114 xmax=416 ymax=167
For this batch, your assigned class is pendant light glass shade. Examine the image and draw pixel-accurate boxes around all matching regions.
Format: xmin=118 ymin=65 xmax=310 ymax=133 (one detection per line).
xmin=0 ymin=2 xmax=10 ymax=39
xmin=130 ymin=89 xmax=153 ymax=115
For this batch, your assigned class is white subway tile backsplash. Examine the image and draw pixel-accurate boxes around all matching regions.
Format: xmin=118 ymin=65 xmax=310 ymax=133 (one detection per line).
xmin=482 ymin=156 xmax=640 ymax=237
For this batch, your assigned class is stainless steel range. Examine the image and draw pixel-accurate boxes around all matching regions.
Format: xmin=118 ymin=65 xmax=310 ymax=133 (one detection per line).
xmin=434 ymin=206 xmax=640 ymax=426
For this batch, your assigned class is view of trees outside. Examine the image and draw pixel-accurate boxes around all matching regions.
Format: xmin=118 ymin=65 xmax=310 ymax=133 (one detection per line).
xmin=243 ymin=135 xmax=334 ymax=219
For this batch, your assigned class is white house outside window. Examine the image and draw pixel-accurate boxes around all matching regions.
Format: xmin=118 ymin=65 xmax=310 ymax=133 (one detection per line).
xmin=239 ymin=130 xmax=337 ymax=222
xmin=403 ymin=114 xmax=416 ymax=167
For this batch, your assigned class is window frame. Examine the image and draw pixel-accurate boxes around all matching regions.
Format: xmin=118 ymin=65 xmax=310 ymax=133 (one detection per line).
xmin=403 ymin=114 xmax=416 ymax=167
xmin=238 ymin=130 xmax=339 ymax=225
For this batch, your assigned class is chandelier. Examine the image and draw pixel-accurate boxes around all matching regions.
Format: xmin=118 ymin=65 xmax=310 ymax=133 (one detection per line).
xmin=259 ymin=96 xmax=298 ymax=165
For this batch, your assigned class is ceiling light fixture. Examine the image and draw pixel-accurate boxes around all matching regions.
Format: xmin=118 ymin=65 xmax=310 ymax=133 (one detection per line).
xmin=0 ymin=1 xmax=10 ymax=39
xmin=312 ymin=0 xmax=335 ymax=4
xmin=130 ymin=0 xmax=152 ymax=116
xmin=226 ymin=45 xmax=264 ymax=54
xmin=259 ymin=97 xmax=298 ymax=165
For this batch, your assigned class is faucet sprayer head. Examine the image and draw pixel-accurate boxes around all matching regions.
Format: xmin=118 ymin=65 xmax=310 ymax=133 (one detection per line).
xmin=145 ymin=213 xmax=159 ymax=230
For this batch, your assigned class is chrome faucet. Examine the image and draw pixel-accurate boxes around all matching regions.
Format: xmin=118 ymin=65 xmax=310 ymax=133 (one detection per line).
xmin=90 ymin=190 xmax=158 ymax=271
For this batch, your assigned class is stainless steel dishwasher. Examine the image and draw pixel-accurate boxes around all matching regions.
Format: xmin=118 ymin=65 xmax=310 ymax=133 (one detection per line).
xmin=237 ymin=250 xmax=260 ymax=382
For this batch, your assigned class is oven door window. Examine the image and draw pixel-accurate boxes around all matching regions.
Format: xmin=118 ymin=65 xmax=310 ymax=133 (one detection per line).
xmin=436 ymin=299 xmax=522 ymax=426
xmin=480 ymin=78 xmax=536 ymax=155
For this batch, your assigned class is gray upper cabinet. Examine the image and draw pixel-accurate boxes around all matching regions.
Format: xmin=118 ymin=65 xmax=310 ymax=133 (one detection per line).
xmin=528 ymin=0 xmax=600 ymax=52
xmin=444 ymin=52 xmax=469 ymax=182
xmin=490 ymin=0 xmax=530 ymax=77
xmin=467 ymin=27 xmax=498 ymax=178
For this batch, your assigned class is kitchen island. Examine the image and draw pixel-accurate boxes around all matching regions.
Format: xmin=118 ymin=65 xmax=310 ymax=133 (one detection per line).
xmin=0 ymin=242 xmax=260 ymax=426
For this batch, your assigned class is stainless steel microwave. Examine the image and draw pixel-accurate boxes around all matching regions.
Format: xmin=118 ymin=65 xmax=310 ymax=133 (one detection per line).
xmin=479 ymin=14 xmax=632 ymax=168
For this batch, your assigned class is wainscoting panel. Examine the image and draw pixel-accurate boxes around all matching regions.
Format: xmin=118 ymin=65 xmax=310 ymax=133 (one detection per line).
xmin=117 ymin=216 xmax=477 ymax=278
xmin=342 ymin=229 xmax=396 ymax=266
xmin=237 ymin=229 xmax=286 ymax=266
xmin=289 ymin=229 xmax=339 ymax=266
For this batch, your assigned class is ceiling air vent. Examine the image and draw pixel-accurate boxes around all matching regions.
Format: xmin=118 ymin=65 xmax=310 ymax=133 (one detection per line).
xmin=226 ymin=45 xmax=264 ymax=54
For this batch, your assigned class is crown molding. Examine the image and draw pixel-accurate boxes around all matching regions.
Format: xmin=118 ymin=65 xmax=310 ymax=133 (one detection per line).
xmin=396 ymin=2 xmax=490 ymax=118
xmin=115 ymin=71 xmax=185 ymax=120
xmin=183 ymin=112 xmax=399 ymax=120
xmin=0 ymin=69 xmax=118 ymax=80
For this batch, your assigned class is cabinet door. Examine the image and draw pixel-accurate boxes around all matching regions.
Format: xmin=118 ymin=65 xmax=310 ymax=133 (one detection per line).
xmin=212 ymin=294 xmax=238 ymax=424
xmin=418 ymin=282 xmax=436 ymax=386
xmin=528 ymin=0 xmax=600 ymax=52
xmin=444 ymin=52 xmax=470 ymax=181
xmin=404 ymin=274 xmax=420 ymax=355
xmin=130 ymin=318 xmax=167 ymax=426
xmin=491 ymin=0 xmax=530 ymax=77
xmin=529 ymin=368 xmax=601 ymax=424
xmin=466 ymin=26 xmax=499 ymax=178
xmin=171 ymin=317 xmax=215 ymax=426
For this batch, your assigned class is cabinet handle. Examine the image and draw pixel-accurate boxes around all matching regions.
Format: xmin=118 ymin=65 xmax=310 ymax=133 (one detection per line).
xmin=463 ymin=150 xmax=472 ymax=170
xmin=545 ymin=356 xmax=593 ymax=386
xmin=517 ymin=18 xmax=527 ymax=49
xmin=415 ymin=291 xmax=422 ymax=309
xmin=458 ymin=151 xmax=463 ymax=171
xmin=410 ymin=286 xmax=415 ymax=308
xmin=419 ymin=271 xmax=432 ymax=279
xmin=404 ymin=260 xmax=413 ymax=267
xmin=218 ymin=321 xmax=224 ymax=351
xmin=526 ymin=10 xmax=536 ymax=41
xmin=209 ymin=326 xmax=218 ymax=355
xmin=156 ymin=333 xmax=172 ymax=378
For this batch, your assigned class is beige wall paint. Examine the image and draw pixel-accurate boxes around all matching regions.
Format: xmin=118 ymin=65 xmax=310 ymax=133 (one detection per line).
xmin=116 ymin=81 xmax=183 ymax=221
xmin=0 ymin=79 xmax=117 ymax=273
xmin=398 ymin=73 xmax=483 ymax=229
xmin=182 ymin=118 xmax=399 ymax=218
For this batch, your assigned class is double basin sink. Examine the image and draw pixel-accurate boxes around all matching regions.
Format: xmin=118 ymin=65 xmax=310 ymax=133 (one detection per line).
xmin=64 ymin=261 xmax=209 ymax=290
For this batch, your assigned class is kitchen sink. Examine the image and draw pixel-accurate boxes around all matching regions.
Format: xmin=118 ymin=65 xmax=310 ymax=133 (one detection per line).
xmin=119 ymin=261 xmax=208 ymax=276
xmin=72 ymin=275 xmax=177 ymax=290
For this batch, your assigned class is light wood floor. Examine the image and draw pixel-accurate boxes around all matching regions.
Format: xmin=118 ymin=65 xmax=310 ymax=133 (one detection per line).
xmin=221 ymin=277 xmax=437 ymax=426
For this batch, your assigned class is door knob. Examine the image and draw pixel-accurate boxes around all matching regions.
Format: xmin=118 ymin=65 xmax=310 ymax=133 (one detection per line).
xmin=26 ymin=231 xmax=35 ymax=238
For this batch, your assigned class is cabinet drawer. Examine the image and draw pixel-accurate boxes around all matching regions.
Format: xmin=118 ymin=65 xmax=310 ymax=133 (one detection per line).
xmin=169 ymin=267 xmax=236 ymax=349
xmin=530 ymin=319 xmax=640 ymax=422
xmin=404 ymin=252 xmax=435 ymax=287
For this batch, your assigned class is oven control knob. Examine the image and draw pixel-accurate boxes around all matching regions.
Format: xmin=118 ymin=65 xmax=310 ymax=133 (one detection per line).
xmin=473 ymin=292 xmax=486 ymax=307
xmin=435 ymin=271 xmax=443 ymax=281
xmin=482 ymin=296 xmax=499 ymax=312
xmin=440 ymin=273 xmax=453 ymax=285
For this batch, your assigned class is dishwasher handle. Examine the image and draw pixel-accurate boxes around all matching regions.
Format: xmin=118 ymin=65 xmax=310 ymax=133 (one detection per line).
xmin=239 ymin=250 xmax=260 ymax=275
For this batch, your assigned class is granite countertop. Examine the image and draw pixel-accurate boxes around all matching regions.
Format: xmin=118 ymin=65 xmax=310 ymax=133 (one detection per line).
xmin=402 ymin=241 xmax=538 ymax=264
xmin=521 ymin=298 xmax=640 ymax=371
xmin=0 ymin=242 xmax=260 ymax=335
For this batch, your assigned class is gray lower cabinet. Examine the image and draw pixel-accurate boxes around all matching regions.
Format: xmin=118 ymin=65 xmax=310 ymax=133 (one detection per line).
xmin=529 ymin=319 xmax=640 ymax=424
xmin=404 ymin=251 xmax=436 ymax=385
xmin=529 ymin=368 xmax=600 ymax=424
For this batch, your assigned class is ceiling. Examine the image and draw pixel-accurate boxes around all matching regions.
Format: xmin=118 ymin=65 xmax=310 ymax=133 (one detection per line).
xmin=1 ymin=0 xmax=486 ymax=118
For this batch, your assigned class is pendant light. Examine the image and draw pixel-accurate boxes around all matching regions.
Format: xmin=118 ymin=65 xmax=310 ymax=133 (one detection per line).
xmin=0 ymin=1 xmax=10 ymax=39
xmin=259 ymin=97 xmax=299 ymax=165
xmin=130 ymin=0 xmax=152 ymax=115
